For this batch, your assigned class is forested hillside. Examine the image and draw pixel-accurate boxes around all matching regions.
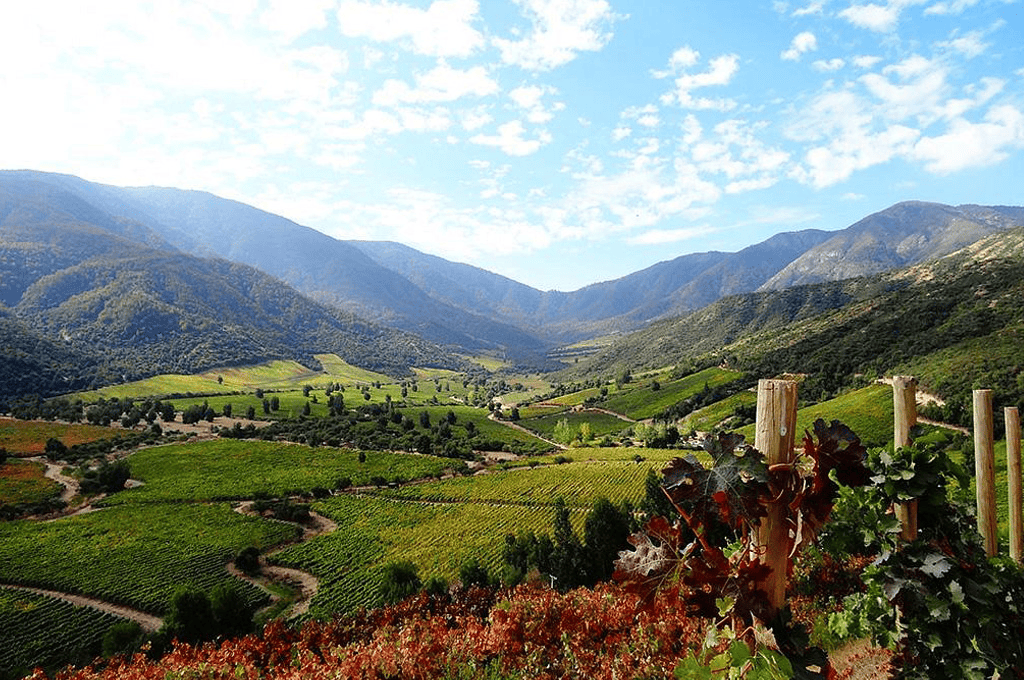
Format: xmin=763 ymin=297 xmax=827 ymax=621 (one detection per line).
xmin=573 ymin=227 xmax=1024 ymax=422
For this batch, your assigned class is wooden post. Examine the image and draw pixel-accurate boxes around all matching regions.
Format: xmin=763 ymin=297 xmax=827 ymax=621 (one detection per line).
xmin=892 ymin=376 xmax=918 ymax=541
xmin=1007 ymin=406 xmax=1022 ymax=564
xmin=973 ymin=389 xmax=998 ymax=557
xmin=754 ymin=379 xmax=798 ymax=616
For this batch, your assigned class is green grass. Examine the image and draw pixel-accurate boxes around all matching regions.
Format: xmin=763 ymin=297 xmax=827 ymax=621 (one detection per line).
xmin=406 ymin=406 xmax=552 ymax=453
xmin=0 ymin=459 xmax=61 ymax=507
xmin=0 ymin=502 xmax=296 ymax=615
xmin=103 ymin=440 xmax=462 ymax=504
xmin=601 ymin=367 xmax=744 ymax=420
xmin=520 ymin=410 xmax=632 ymax=440
xmin=682 ymin=390 xmax=757 ymax=433
xmin=735 ymin=383 xmax=895 ymax=449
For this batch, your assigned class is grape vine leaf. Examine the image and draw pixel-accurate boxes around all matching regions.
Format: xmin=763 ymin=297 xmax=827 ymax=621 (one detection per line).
xmin=661 ymin=432 xmax=769 ymax=532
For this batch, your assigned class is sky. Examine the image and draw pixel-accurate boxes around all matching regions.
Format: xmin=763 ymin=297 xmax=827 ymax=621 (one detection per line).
xmin=1 ymin=1 xmax=1022 ymax=291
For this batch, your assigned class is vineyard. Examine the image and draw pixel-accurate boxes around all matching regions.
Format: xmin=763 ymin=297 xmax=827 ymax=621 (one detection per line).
xmin=0 ymin=503 xmax=296 ymax=614
xmin=0 ymin=459 xmax=60 ymax=508
xmin=101 ymin=440 xmax=464 ymax=504
xmin=0 ymin=589 xmax=126 ymax=678
xmin=3 ymin=352 xmax=1024 ymax=679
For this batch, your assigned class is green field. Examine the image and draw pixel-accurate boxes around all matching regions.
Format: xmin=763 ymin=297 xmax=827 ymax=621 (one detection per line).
xmin=734 ymin=382 xmax=896 ymax=449
xmin=681 ymin=390 xmax=757 ymax=433
xmin=270 ymin=494 xmax=583 ymax=619
xmin=102 ymin=440 xmax=464 ymax=505
xmin=0 ymin=588 xmax=127 ymax=677
xmin=520 ymin=409 xmax=632 ymax=441
xmin=379 ymin=456 xmax=658 ymax=508
xmin=0 ymin=502 xmax=296 ymax=615
xmin=601 ymin=367 xmax=744 ymax=420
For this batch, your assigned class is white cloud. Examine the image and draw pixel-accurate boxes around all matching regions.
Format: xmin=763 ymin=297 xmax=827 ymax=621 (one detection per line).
xmin=924 ymin=0 xmax=980 ymax=14
xmin=627 ymin=226 xmax=716 ymax=245
xmin=852 ymin=55 xmax=883 ymax=69
xmin=508 ymin=84 xmax=565 ymax=124
xmin=912 ymin=105 xmax=1024 ymax=173
xmin=941 ymin=30 xmax=989 ymax=58
xmin=839 ymin=0 xmax=925 ymax=33
xmin=661 ymin=52 xmax=740 ymax=111
xmin=651 ymin=46 xmax=700 ymax=78
xmin=493 ymin=0 xmax=620 ymax=71
xmin=470 ymin=120 xmax=551 ymax=156
xmin=813 ymin=58 xmax=846 ymax=72
xmin=860 ymin=55 xmax=949 ymax=122
xmin=260 ymin=0 xmax=335 ymax=42
xmin=373 ymin=63 xmax=497 ymax=106
xmin=793 ymin=2 xmax=825 ymax=15
xmin=336 ymin=0 xmax=484 ymax=58
xmin=781 ymin=31 xmax=818 ymax=61
xmin=612 ymin=126 xmax=632 ymax=141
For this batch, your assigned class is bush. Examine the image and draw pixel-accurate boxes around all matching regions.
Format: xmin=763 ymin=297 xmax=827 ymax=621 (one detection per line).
xmin=380 ymin=561 xmax=421 ymax=604
xmin=235 ymin=546 xmax=261 ymax=576
xmin=101 ymin=621 xmax=145 ymax=658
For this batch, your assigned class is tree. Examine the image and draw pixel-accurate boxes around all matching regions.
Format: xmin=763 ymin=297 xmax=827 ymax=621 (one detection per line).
xmin=246 ymin=405 xmax=256 ymax=420
xmin=162 ymin=587 xmax=216 ymax=644
xmin=419 ymin=411 xmax=431 ymax=428
xmin=101 ymin=621 xmax=145 ymax=658
xmin=582 ymin=497 xmax=632 ymax=583
xmin=222 ymin=403 xmax=232 ymax=418
xmin=380 ymin=561 xmax=421 ymax=603
xmin=210 ymin=584 xmax=253 ymax=637
xmin=459 ymin=558 xmax=493 ymax=588
xmin=44 ymin=437 xmax=67 ymax=461
xmin=270 ymin=396 xmax=280 ymax=412
xmin=235 ymin=546 xmax=261 ymax=576
xmin=0 ymin=447 xmax=7 ymax=467
xmin=550 ymin=497 xmax=586 ymax=590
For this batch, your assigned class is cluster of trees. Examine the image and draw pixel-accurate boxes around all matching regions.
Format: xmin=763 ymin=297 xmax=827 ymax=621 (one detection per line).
xmin=224 ymin=401 xmax=539 ymax=458
xmin=502 ymin=497 xmax=635 ymax=590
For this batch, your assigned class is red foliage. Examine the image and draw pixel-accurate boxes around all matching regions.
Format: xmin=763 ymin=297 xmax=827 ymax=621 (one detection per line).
xmin=37 ymin=584 xmax=716 ymax=680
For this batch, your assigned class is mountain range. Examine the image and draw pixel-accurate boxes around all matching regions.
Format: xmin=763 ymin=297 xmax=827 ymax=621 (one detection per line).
xmin=2 ymin=168 xmax=1023 ymax=400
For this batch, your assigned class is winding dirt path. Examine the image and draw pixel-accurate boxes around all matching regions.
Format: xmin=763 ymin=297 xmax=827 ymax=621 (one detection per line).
xmin=229 ymin=502 xmax=339 ymax=618
xmin=1 ymin=584 xmax=162 ymax=632
xmin=486 ymin=412 xmax=567 ymax=450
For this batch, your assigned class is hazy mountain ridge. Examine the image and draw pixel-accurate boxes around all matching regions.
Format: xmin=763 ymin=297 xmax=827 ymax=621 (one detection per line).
xmin=3 ymin=170 xmax=1024 ymax=378
xmin=759 ymin=201 xmax=1024 ymax=291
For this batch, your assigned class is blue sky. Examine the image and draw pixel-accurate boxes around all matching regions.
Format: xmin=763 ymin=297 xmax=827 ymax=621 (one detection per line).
xmin=1 ymin=0 xmax=1022 ymax=291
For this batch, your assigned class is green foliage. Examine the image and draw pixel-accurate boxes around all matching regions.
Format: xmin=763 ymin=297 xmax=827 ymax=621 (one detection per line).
xmin=100 ymin=621 xmax=145 ymax=658
xmin=0 ymin=588 xmax=125 ymax=678
xmin=379 ymin=561 xmax=421 ymax=604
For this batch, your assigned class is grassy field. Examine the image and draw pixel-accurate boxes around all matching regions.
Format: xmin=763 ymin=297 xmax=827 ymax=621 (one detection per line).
xmin=735 ymin=383 xmax=896 ymax=449
xmin=681 ymin=390 xmax=757 ymax=433
xmin=0 ymin=459 xmax=61 ymax=508
xmin=379 ymin=457 xmax=659 ymax=508
xmin=520 ymin=409 xmax=633 ymax=441
xmin=102 ymin=440 xmax=464 ymax=505
xmin=601 ymin=367 xmax=744 ymax=420
xmin=0 ymin=419 xmax=122 ymax=456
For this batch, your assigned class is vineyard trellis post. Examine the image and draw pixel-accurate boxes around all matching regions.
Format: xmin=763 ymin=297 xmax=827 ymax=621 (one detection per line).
xmin=892 ymin=376 xmax=918 ymax=541
xmin=1007 ymin=406 xmax=1022 ymax=564
xmin=973 ymin=389 xmax=998 ymax=557
xmin=753 ymin=378 xmax=798 ymax=616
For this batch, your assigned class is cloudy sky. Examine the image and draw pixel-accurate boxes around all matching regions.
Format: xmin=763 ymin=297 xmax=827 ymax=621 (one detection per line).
xmin=2 ymin=0 xmax=1022 ymax=290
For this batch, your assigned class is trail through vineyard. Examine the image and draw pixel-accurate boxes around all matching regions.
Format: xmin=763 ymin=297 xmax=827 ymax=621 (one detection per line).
xmin=0 ymin=584 xmax=162 ymax=632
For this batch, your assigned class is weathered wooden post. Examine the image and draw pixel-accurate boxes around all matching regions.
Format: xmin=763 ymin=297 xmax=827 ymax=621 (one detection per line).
xmin=1007 ymin=406 xmax=1022 ymax=564
xmin=973 ymin=389 xmax=998 ymax=557
xmin=754 ymin=378 xmax=798 ymax=615
xmin=892 ymin=376 xmax=918 ymax=541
